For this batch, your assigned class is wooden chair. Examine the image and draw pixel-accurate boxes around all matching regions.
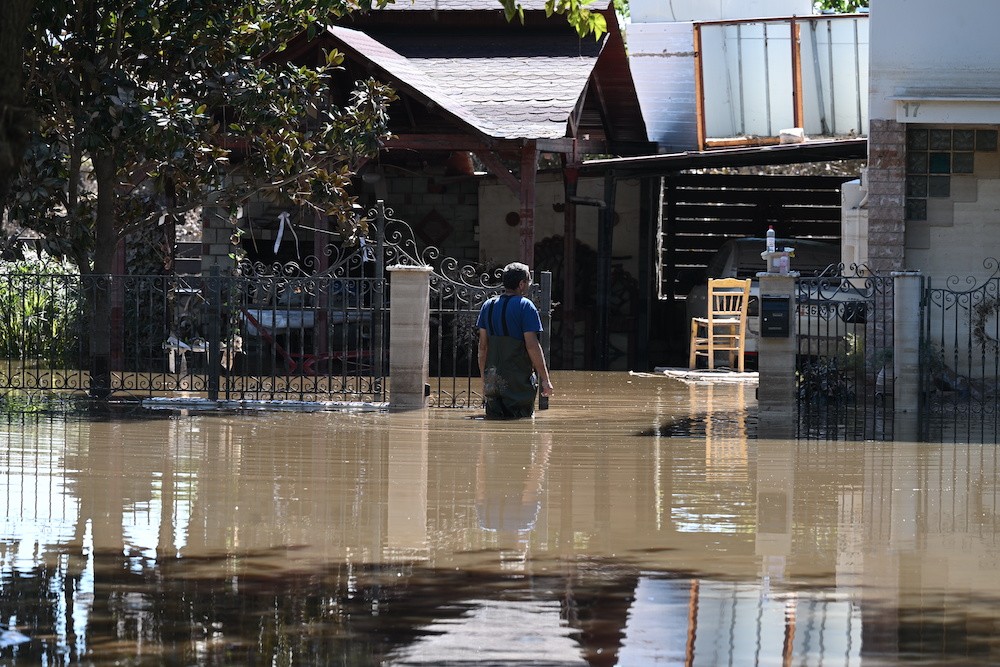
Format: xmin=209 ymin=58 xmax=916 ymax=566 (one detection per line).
xmin=689 ymin=277 xmax=751 ymax=372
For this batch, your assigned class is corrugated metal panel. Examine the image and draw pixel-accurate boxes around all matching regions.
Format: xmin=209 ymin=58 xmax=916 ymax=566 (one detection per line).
xmin=628 ymin=23 xmax=699 ymax=152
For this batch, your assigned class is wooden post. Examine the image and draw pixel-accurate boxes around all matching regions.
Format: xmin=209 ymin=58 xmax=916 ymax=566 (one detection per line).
xmin=693 ymin=24 xmax=706 ymax=151
xmin=595 ymin=172 xmax=616 ymax=370
xmin=790 ymin=18 xmax=804 ymax=130
xmin=562 ymin=167 xmax=579 ymax=369
xmin=519 ymin=142 xmax=537 ymax=266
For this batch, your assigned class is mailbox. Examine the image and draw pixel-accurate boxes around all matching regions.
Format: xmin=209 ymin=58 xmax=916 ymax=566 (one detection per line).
xmin=760 ymin=295 xmax=791 ymax=338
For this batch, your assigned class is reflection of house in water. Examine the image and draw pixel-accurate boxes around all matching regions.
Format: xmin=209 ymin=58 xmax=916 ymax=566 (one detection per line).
xmin=5 ymin=407 xmax=1000 ymax=662
xmin=386 ymin=599 xmax=582 ymax=665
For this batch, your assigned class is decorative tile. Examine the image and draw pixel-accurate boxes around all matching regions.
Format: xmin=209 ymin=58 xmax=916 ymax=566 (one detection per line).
xmin=949 ymin=175 xmax=979 ymax=202
xmin=977 ymin=129 xmax=998 ymax=152
xmin=929 ymin=129 xmax=952 ymax=150
xmin=928 ymin=152 xmax=951 ymax=174
xmin=906 ymin=151 xmax=928 ymax=174
xmin=415 ymin=208 xmax=454 ymax=246
xmin=906 ymin=175 xmax=928 ymax=197
xmin=906 ymin=128 xmax=928 ymax=150
xmin=975 ymin=150 xmax=1000 ymax=177
xmin=952 ymin=152 xmax=975 ymax=174
xmin=928 ymin=175 xmax=950 ymax=197
xmin=905 ymin=221 xmax=931 ymax=249
xmin=925 ymin=198 xmax=955 ymax=227
xmin=906 ymin=198 xmax=927 ymax=221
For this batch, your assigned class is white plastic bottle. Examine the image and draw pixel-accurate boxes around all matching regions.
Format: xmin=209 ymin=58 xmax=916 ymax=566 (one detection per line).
xmin=766 ymin=225 xmax=776 ymax=253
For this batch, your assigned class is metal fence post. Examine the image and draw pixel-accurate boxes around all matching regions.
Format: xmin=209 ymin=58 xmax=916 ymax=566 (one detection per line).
xmin=538 ymin=270 xmax=552 ymax=409
xmin=373 ymin=200 xmax=387 ymax=388
xmin=206 ymin=265 xmax=221 ymax=401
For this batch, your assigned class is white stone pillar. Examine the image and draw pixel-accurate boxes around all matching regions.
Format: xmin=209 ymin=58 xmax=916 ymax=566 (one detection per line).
xmin=757 ymin=274 xmax=798 ymax=438
xmin=892 ymin=271 xmax=923 ymax=423
xmin=388 ymin=265 xmax=432 ymax=409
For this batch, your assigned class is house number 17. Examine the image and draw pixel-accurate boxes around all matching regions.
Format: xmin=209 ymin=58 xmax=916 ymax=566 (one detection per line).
xmin=901 ymin=102 xmax=920 ymax=118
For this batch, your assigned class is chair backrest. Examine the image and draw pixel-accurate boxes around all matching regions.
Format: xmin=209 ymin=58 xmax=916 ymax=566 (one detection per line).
xmin=707 ymin=278 xmax=751 ymax=321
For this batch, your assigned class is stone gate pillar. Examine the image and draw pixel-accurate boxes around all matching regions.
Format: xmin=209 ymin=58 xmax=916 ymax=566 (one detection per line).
xmin=757 ymin=274 xmax=798 ymax=438
xmin=388 ymin=265 xmax=432 ymax=409
xmin=892 ymin=271 xmax=923 ymax=434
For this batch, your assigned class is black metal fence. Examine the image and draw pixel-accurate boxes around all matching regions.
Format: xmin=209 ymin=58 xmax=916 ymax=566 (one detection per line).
xmin=796 ymin=266 xmax=895 ymax=440
xmin=921 ymin=260 xmax=1000 ymax=443
xmin=428 ymin=271 xmax=551 ymax=409
xmin=0 ymin=271 xmax=387 ymax=405
xmin=0 ymin=202 xmax=553 ymax=410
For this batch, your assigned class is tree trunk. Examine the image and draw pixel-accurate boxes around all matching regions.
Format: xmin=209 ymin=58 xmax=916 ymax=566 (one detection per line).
xmin=0 ymin=0 xmax=35 ymax=199
xmin=89 ymin=152 xmax=118 ymax=398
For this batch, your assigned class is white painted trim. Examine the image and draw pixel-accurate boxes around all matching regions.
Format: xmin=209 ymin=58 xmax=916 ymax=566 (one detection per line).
xmin=892 ymin=96 xmax=1000 ymax=124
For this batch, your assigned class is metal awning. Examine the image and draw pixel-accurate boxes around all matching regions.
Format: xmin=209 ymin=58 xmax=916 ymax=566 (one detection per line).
xmin=579 ymin=138 xmax=867 ymax=176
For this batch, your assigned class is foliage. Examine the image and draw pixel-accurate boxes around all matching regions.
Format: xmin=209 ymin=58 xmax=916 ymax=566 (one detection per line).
xmin=0 ymin=252 xmax=84 ymax=364
xmin=813 ymin=0 xmax=868 ymax=13
xmin=797 ymin=333 xmax=867 ymax=403
xmin=500 ymin=0 xmax=610 ymax=39
xmin=5 ymin=0 xmax=398 ymax=276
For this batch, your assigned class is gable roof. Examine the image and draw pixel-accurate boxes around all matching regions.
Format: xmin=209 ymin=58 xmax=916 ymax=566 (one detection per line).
xmin=281 ymin=0 xmax=649 ymax=152
xmin=328 ymin=25 xmax=603 ymax=140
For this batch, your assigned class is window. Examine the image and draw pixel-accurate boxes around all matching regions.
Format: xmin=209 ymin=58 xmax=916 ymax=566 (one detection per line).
xmin=905 ymin=127 xmax=998 ymax=221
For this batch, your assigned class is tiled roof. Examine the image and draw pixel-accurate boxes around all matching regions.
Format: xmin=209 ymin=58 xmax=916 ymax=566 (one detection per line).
xmin=327 ymin=26 xmax=603 ymax=140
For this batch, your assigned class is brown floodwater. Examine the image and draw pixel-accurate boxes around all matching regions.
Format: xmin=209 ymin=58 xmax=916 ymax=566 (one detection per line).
xmin=1 ymin=371 xmax=999 ymax=665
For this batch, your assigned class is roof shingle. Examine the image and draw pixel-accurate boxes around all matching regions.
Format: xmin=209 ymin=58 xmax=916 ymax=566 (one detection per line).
xmin=328 ymin=27 xmax=603 ymax=139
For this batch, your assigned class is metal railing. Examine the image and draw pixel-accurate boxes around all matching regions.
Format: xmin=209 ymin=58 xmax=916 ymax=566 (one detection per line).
xmin=921 ymin=261 xmax=1000 ymax=443
xmin=796 ymin=266 xmax=894 ymax=440
xmin=0 ymin=272 xmax=387 ymax=405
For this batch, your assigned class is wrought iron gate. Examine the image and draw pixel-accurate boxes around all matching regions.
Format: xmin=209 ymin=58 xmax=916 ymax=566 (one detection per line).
xmin=0 ymin=268 xmax=387 ymax=405
xmin=0 ymin=201 xmax=548 ymax=409
xmin=796 ymin=265 xmax=894 ymax=440
xmin=921 ymin=260 xmax=1000 ymax=443
xmin=371 ymin=205 xmax=552 ymax=409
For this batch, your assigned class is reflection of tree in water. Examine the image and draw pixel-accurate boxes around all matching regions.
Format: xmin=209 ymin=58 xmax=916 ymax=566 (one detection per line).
xmin=534 ymin=235 xmax=638 ymax=368
xmin=1 ymin=549 xmax=640 ymax=664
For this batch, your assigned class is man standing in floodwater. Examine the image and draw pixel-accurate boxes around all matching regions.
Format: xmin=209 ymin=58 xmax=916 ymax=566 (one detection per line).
xmin=477 ymin=262 xmax=554 ymax=419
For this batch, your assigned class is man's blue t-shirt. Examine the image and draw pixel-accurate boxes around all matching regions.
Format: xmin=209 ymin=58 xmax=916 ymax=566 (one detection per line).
xmin=476 ymin=294 xmax=542 ymax=341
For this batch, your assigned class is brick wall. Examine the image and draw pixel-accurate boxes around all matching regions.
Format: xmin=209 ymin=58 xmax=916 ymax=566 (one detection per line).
xmin=866 ymin=119 xmax=906 ymax=273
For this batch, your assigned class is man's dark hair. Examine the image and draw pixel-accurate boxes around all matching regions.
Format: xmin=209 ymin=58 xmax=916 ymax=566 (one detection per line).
xmin=502 ymin=262 xmax=531 ymax=290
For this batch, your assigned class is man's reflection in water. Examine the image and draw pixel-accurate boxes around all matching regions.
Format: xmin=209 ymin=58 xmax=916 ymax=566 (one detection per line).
xmin=475 ymin=430 xmax=552 ymax=564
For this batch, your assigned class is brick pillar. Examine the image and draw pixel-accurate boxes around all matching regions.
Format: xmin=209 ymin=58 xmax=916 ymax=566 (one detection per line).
xmin=866 ymin=119 xmax=907 ymax=274
xmin=866 ymin=119 xmax=907 ymax=371
xmin=388 ymin=265 xmax=432 ymax=409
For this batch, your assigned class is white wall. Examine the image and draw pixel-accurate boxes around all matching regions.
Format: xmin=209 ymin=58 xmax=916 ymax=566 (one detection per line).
xmin=478 ymin=174 xmax=641 ymax=278
xmin=869 ymin=0 xmax=1000 ymax=121
xmin=630 ymin=0 xmax=810 ymax=23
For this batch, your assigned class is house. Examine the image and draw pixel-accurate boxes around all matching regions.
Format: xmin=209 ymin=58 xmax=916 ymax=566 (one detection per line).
xmin=579 ymin=0 xmax=869 ymax=368
xmin=199 ymin=0 xmax=654 ymax=370
xmin=864 ymin=0 xmax=1000 ymax=282
xmin=197 ymin=0 xmax=872 ymax=372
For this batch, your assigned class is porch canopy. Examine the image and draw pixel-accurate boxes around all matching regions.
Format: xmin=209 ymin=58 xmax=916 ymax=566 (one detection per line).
xmin=578 ymin=137 xmax=868 ymax=370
